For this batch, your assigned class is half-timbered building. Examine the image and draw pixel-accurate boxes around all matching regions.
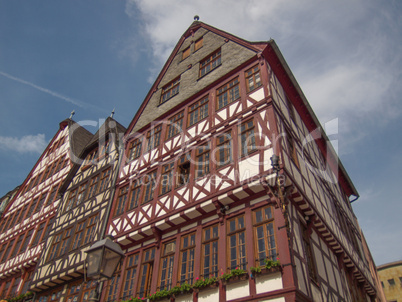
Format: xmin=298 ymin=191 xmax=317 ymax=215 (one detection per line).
xmin=29 ymin=117 xmax=126 ymax=302
xmin=103 ymin=20 xmax=384 ymax=302
xmin=0 ymin=119 xmax=92 ymax=300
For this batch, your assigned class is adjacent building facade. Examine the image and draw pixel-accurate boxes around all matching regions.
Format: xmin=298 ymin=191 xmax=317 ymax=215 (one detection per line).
xmin=0 ymin=119 xmax=92 ymax=300
xmin=0 ymin=20 xmax=385 ymax=302
xmin=29 ymin=118 xmax=126 ymax=302
xmin=377 ymin=261 xmax=402 ymax=302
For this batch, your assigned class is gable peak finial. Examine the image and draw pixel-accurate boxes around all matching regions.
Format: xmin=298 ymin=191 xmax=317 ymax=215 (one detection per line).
xmin=110 ymin=108 xmax=115 ymax=118
xmin=69 ymin=110 xmax=75 ymax=119
xmin=194 ymin=15 xmax=200 ymax=21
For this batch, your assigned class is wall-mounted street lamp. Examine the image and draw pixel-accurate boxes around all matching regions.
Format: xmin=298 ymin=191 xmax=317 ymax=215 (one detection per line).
xmin=270 ymin=154 xmax=280 ymax=174
xmin=85 ymin=235 xmax=125 ymax=301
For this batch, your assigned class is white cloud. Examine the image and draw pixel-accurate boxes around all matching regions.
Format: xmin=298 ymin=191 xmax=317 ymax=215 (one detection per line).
xmin=0 ymin=134 xmax=47 ymax=154
xmin=125 ymin=0 xmax=402 ymax=150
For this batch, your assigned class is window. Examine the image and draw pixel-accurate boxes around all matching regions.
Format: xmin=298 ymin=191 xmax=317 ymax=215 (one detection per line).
xmin=105 ymin=270 xmax=121 ymax=302
xmin=388 ymin=278 xmax=395 ymax=286
xmin=99 ymin=140 xmax=110 ymax=158
xmin=59 ymin=227 xmax=73 ymax=256
xmin=65 ymin=188 xmax=77 ymax=212
xmin=159 ymin=241 xmax=176 ymax=291
xmin=71 ymin=222 xmax=85 ymax=250
xmin=10 ymin=277 xmax=21 ymax=296
xmin=46 ymin=183 xmax=60 ymax=206
xmin=75 ymin=182 xmax=88 ymax=206
xmin=27 ymin=198 xmax=38 ymax=217
xmin=31 ymin=222 xmax=45 ymax=247
xmin=160 ymin=162 xmax=174 ymax=195
xmin=142 ymin=171 xmax=157 ymax=204
xmin=188 ymin=96 xmax=208 ymax=127
xmin=83 ymin=215 xmax=98 ymax=246
xmin=177 ymin=153 xmax=191 ymax=187
xmin=166 ymin=111 xmax=184 ymax=139
xmin=11 ymin=234 xmax=24 ymax=258
xmin=253 ymin=206 xmax=277 ymax=266
xmin=245 ymin=64 xmax=262 ymax=92
xmin=146 ymin=125 xmax=162 ymax=151
xmin=227 ymin=215 xmax=246 ymax=270
xmin=0 ymin=242 xmax=6 ymax=263
xmin=65 ymin=282 xmax=82 ymax=302
xmin=87 ymin=174 xmax=100 ymax=198
xmin=115 ymin=185 xmax=129 ymax=216
xmin=216 ymin=131 xmax=232 ymax=168
xmin=48 ymin=233 xmax=62 ymax=261
xmin=285 ymin=94 xmax=295 ymax=122
xmin=202 ymin=225 xmax=219 ymax=278
xmin=21 ymin=229 xmax=34 ymax=252
xmin=128 ymin=180 xmax=141 ymax=210
xmin=199 ymin=49 xmax=221 ymax=77
xmin=182 ymin=46 xmax=190 ymax=60
xmin=160 ymin=77 xmax=180 ymax=104
xmin=54 ymin=156 xmax=65 ymax=174
xmin=301 ymin=223 xmax=318 ymax=282
xmin=16 ymin=204 xmax=28 ymax=224
xmin=21 ymin=271 xmax=33 ymax=294
xmin=84 ymin=148 xmax=98 ymax=166
xmin=285 ymin=128 xmax=299 ymax=167
xmin=1 ymin=280 xmax=11 ymax=298
xmin=121 ymin=254 xmax=139 ymax=300
xmin=127 ymin=138 xmax=142 ymax=161
xmin=179 ymin=233 xmax=196 ymax=285
xmin=240 ymin=119 xmax=256 ymax=156
xmin=217 ymin=77 xmax=240 ymax=110
xmin=99 ymin=168 xmax=111 ymax=192
xmin=137 ymin=248 xmax=155 ymax=298
xmin=196 ymin=145 xmax=210 ymax=178
xmin=194 ymin=37 xmax=203 ymax=51
xmin=82 ymin=281 xmax=97 ymax=301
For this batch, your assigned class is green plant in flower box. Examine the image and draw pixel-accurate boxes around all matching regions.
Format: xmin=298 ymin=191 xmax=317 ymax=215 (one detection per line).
xmin=192 ymin=276 xmax=218 ymax=289
xmin=220 ymin=267 xmax=247 ymax=281
xmin=148 ymin=289 xmax=170 ymax=301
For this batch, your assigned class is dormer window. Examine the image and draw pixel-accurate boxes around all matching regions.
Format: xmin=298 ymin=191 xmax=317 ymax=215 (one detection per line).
xmin=160 ymin=77 xmax=180 ymax=104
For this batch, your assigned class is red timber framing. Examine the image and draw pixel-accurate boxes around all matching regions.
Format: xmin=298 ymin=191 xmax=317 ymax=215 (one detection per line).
xmin=104 ymin=20 xmax=381 ymax=302
xmin=0 ymin=119 xmax=92 ymax=300
xmin=27 ymin=118 xmax=126 ymax=300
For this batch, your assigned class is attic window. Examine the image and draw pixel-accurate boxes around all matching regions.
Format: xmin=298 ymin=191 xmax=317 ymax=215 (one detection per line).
xmin=199 ymin=48 xmax=221 ymax=77
xmin=194 ymin=37 xmax=203 ymax=51
xmin=160 ymin=77 xmax=180 ymax=104
xmin=182 ymin=46 xmax=190 ymax=60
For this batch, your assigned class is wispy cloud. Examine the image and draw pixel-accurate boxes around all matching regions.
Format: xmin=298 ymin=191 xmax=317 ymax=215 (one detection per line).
xmin=0 ymin=70 xmax=85 ymax=108
xmin=0 ymin=134 xmax=47 ymax=154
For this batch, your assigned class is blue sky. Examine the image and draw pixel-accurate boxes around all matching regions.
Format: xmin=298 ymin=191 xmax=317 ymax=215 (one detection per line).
xmin=0 ymin=0 xmax=401 ymax=266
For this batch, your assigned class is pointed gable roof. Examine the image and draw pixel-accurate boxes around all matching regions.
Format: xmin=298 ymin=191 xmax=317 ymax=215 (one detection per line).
xmin=126 ymin=20 xmax=268 ymax=135
xmin=58 ymin=117 xmax=126 ymax=195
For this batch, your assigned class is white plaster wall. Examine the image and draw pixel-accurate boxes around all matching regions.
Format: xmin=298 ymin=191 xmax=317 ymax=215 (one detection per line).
xmin=225 ymin=280 xmax=249 ymax=300
xmin=174 ymin=293 xmax=193 ymax=302
xmin=197 ymin=287 xmax=219 ymax=302
xmin=255 ymin=272 xmax=283 ymax=294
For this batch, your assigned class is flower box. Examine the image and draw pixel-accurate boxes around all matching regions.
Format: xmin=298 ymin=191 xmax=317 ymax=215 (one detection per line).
xmin=221 ymin=273 xmax=249 ymax=285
